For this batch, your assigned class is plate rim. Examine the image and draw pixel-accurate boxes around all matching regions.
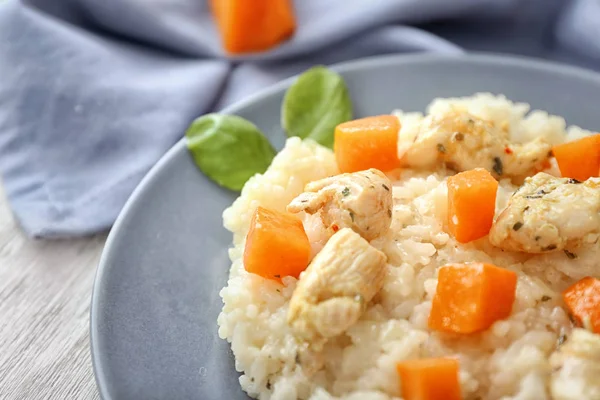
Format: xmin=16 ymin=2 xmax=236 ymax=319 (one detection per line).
xmin=89 ymin=51 xmax=600 ymax=400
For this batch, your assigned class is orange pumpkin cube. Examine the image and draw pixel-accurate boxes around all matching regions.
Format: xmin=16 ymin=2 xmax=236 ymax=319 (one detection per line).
xmin=563 ymin=276 xmax=600 ymax=334
xmin=429 ymin=263 xmax=517 ymax=334
xmin=209 ymin=0 xmax=296 ymax=54
xmin=334 ymin=115 xmax=401 ymax=173
xmin=552 ymin=134 xmax=600 ymax=181
xmin=447 ymin=168 xmax=498 ymax=243
xmin=396 ymin=357 xmax=461 ymax=400
xmin=243 ymin=206 xmax=310 ymax=281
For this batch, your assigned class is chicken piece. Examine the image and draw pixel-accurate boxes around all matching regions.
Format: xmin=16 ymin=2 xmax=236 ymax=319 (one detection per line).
xmin=398 ymin=110 xmax=552 ymax=181
xmin=489 ymin=173 xmax=600 ymax=253
xmin=550 ymin=328 xmax=600 ymax=400
xmin=287 ymin=228 xmax=387 ymax=350
xmin=287 ymin=169 xmax=393 ymax=241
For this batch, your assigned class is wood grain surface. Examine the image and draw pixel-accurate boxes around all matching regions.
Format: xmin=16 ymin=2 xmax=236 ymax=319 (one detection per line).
xmin=0 ymin=184 xmax=104 ymax=400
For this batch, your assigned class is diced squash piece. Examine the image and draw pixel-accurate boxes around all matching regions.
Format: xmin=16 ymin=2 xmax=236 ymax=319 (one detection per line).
xmin=563 ymin=276 xmax=600 ymax=334
xmin=396 ymin=357 xmax=461 ymax=400
xmin=209 ymin=0 xmax=296 ymax=54
xmin=447 ymin=168 xmax=498 ymax=243
xmin=552 ymin=134 xmax=600 ymax=181
xmin=429 ymin=263 xmax=517 ymax=334
xmin=334 ymin=115 xmax=401 ymax=173
xmin=244 ymin=206 xmax=310 ymax=281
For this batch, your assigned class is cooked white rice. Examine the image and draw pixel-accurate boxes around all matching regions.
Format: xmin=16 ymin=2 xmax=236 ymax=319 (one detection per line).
xmin=217 ymin=93 xmax=597 ymax=400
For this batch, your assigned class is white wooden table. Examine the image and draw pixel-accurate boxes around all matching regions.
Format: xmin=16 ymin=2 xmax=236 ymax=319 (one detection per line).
xmin=0 ymin=184 xmax=104 ymax=400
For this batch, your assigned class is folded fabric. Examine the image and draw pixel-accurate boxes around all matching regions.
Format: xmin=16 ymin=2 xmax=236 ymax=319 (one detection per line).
xmin=0 ymin=0 xmax=597 ymax=238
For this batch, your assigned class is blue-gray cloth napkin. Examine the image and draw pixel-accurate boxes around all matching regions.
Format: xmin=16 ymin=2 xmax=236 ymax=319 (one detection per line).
xmin=1 ymin=0 xmax=599 ymax=238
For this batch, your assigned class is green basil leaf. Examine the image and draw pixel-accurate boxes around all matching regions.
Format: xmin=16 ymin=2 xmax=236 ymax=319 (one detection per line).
xmin=185 ymin=113 xmax=276 ymax=191
xmin=281 ymin=66 xmax=353 ymax=148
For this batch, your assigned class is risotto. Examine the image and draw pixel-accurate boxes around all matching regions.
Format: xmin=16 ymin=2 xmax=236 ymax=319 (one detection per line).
xmin=217 ymin=94 xmax=600 ymax=400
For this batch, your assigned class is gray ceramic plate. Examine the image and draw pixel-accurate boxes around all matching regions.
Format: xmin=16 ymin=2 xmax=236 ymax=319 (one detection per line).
xmin=90 ymin=53 xmax=600 ymax=400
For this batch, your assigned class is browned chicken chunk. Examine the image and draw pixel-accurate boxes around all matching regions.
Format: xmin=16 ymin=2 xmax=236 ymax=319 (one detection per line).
xmin=398 ymin=110 xmax=552 ymax=181
xmin=287 ymin=169 xmax=393 ymax=241
xmin=550 ymin=328 xmax=600 ymax=400
xmin=287 ymin=228 xmax=387 ymax=349
xmin=490 ymin=173 xmax=600 ymax=253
